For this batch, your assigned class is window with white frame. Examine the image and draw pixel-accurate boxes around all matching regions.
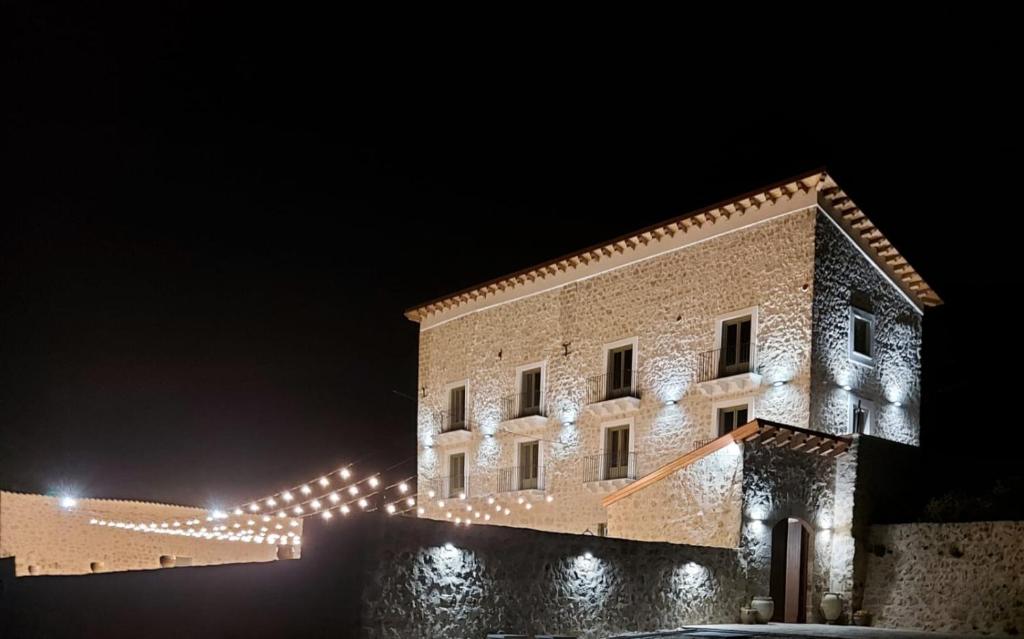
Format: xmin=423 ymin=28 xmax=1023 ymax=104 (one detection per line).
xmin=447 ymin=452 xmax=466 ymax=497
xmin=446 ymin=383 xmax=467 ymax=430
xmin=849 ymin=307 xmax=875 ymax=365
xmin=849 ymin=395 xmax=876 ymax=435
xmin=518 ymin=440 xmax=540 ymax=490
xmin=717 ymin=403 xmax=750 ymax=436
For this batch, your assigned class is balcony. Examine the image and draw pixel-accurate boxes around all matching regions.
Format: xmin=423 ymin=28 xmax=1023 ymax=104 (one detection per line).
xmin=582 ymin=452 xmax=638 ymax=493
xmin=496 ymin=465 xmax=546 ymax=497
xmin=424 ymin=475 xmax=471 ymax=501
xmin=583 ymin=372 xmax=642 ymax=417
xmin=435 ymin=410 xmax=473 ymax=445
xmin=693 ymin=344 xmax=762 ymax=397
xmin=499 ymin=391 xmax=548 ymax=435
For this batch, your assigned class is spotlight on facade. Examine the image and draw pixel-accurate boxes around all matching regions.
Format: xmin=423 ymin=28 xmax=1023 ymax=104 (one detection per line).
xmin=684 ymin=561 xmax=701 ymax=575
xmin=891 ymin=400 xmax=903 ymax=407
xmin=664 ymin=399 xmax=677 ymax=406
xmin=583 ymin=551 xmax=593 ymax=560
xmin=772 ymin=380 xmax=786 ymax=387
xmin=841 ymin=385 xmax=852 ymax=391
xmin=444 ymin=542 xmax=455 ymax=550
xmin=562 ymin=421 xmax=574 ymax=427
xmin=59 ymin=496 xmax=77 ymax=509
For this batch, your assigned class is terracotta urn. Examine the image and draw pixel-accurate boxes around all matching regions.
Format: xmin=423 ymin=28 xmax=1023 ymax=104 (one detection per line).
xmin=27 ymin=564 xmax=40 ymax=575
xmin=820 ymin=592 xmax=843 ymax=624
xmin=751 ymin=596 xmax=774 ymax=623
xmin=90 ymin=561 xmax=105 ymax=573
xmin=159 ymin=555 xmax=176 ymax=568
xmin=740 ymin=607 xmax=758 ymax=624
xmin=853 ymin=610 xmax=872 ymax=626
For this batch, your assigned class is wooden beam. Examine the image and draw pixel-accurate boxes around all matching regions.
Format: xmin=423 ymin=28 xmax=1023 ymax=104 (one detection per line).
xmin=601 ymin=421 xmax=758 ymax=507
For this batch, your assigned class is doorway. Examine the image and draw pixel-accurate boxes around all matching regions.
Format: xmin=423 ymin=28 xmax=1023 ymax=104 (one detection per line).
xmin=769 ymin=517 xmax=811 ymax=622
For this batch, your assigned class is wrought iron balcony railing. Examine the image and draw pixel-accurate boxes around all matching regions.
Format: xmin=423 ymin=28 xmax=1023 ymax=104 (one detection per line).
xmin=425 ymin=475 xmax=471 ymax=500
xmin=695 ymin=342 xmax=753 ymax=383
xmin=581 ymin=451 xmax=638 ymax=483
xmin=496 ymin=465 xmax=545 ymax=493
xmin=500 ymin=391 xmax=546 ymax=422
xmin=438 ymin=410 xmax=471 ymax=434
xmin=585 ymin=371 xmax=640 ymax=405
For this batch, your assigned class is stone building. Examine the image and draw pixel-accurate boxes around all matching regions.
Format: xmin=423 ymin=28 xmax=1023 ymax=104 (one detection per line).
xmin=406 ymin=169 xmax=940 ymax=623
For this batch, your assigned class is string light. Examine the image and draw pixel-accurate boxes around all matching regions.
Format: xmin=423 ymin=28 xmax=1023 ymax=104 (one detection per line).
xmin=329 ymin=492 xmax=340 ymax=504
xmin=266 ymin=497 xmax=277 ymax=507
xmin=300 ymin=485 xmax=311 ymax=496
xmin=318 ymin=477 xmax=330 ymax=488
xmin=398 ymin=482 xmax=408 ymax=494
xmin=310 ymin=499 xmax=321 ymax=510
xmin=340 ymin=468 xmax=351 ymax=480
xmin=322 ymin=510 xmax=333 ymax=520
xmin=282 ymin=491 xmax=294 ymax=502
xmin=368 ymin=477 xmax=380 ymax=488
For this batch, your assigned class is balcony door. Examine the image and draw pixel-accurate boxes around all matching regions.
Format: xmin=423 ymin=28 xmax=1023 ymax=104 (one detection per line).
xmin=719 ymin=316 xmax=752 ymax=376
xmin=606 ymin=345 xmax=634 ymax=399
xmin=519 ymin=441 xmax=539 ymax=490
xmin=520 ymin=368 xmax=542 ymax=416
xmin=448 ymin=385 xmax=466 ymax=429
xmin=448 ymin=453 xmax=465 ymax=498
xmin=605 ymin=425 xmax=630 ymax=480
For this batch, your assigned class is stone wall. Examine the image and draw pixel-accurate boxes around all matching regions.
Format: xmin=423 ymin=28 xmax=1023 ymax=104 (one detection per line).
xmin=810 ymin=212 xmax=922 ymax=445
xmin=863 ymin=521 xmax=1024 ymax=635
xmin=740 ymin=443 xmax=839 ymax=623
xmin=360 ymin=516 xmax=747 ymax=638
xmin=605 ymin=443 xmax=743 ymax=548
xmin=417 ymin=207 xmax=819 ymax=537
xmin=0 ymin=491 xmax=290 ymax=576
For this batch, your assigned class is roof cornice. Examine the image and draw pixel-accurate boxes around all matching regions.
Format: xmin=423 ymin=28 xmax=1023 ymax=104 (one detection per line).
xmin=405 ymin=169 xmax=941 ymax=324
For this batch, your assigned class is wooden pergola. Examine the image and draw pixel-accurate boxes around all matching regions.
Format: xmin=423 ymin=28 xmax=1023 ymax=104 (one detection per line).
xmin=602 ymin=418 xmax=852 ymax=508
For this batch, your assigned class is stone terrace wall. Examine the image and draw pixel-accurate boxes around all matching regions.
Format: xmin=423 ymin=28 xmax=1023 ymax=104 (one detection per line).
xmin=863 ymin=521 xmax=1024 ymax=635
xmin=2 ymin=515 xmax=749 ymax=638
xmin=360 ymin=517 xmax=746 ymax=639
xmin=0 ymin=491 xmax=287 ymax=576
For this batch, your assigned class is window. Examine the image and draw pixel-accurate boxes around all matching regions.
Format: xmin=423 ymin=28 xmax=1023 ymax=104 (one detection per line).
xmin=596 ymin=523 xmax=608 ymax=537
xmin=448 ymin=385 xmax=467 ymax=429
xmin=849 ymin=307 xmax=875 ymax=365
xmin=520 ymin=367 xmax=542 ymax=414
xmin=718 ymin=404 xmax=749 ymax=436
xmin=719 ymin=315 xmax=753 ymax=376
xmin=448 ymin=453 xmax=465 ymax=497
xmin=606 ymin=344 xmax=635 ymax=398
xmin=518 ymin=440 xmax=539 ymax=490
xmin=849 ymin=396 xmax=875 ymax=435
xmin=604 ymin=425 xmax=631 ymax=480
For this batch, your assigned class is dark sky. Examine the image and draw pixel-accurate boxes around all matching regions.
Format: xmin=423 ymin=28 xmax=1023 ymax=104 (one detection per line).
xmin=2 ymin=7 xmax=1017 ymax=508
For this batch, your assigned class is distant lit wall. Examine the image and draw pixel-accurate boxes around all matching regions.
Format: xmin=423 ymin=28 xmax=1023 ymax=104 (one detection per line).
xmin=0 ymin=491 xmax=292 ymax=576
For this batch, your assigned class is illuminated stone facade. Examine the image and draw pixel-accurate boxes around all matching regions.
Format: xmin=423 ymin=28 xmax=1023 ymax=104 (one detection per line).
xmin=410 ymin=186 xmax=931 ymax=623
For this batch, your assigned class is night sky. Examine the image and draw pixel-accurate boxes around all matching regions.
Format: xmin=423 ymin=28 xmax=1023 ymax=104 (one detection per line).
xmin=3 ymin=7 xmax=1016 ymax=510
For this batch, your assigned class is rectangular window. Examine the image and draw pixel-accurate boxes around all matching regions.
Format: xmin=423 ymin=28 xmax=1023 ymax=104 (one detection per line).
xmin=448 ymin=385 xmax=466 ymax=428
xmin=850 ymin=396 xmax=875 ymax=435
xmin=849 ymin=307 xmax=875 ymax=365
xmin=521 ymin=368 xmax=542 ymax=414
xmin=606 ymin=345 xmax=634 ymax=398
xmin=720 ymin=316 xmax=752 ymax=376
xmin=718 ymin=404 xmax=749 ymax=436
xmin=518 ymin=440 xmax=539 ymax=490
xmin=605 ymin=425 xmax=630 ymax=480
xmin=596 ymin=523 xmax=608 ymax=537
xmin=448 ymin=453 xmax=465 ymax=497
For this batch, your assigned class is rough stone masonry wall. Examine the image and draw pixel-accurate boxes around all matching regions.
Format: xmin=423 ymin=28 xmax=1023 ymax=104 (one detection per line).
xmin=417 ymin=208 xmax=818 ymax=537
xmin=0 ymin=491 xmax=285 ymax=576
xmin=605 ymin=443 xmax=743 ymax=548
xmin=863 ymin=522 xmax=1024 ymax=635
xmin=740 ymin=443 xmax=839 ymax=623
xmin=810 ymin=211 xmax=923 ymax=445
xmin=360 ymin=516 xmax=747 ymax=639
